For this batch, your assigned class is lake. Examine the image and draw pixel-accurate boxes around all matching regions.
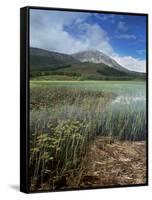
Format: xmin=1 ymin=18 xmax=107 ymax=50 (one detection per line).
xmin=30 ymin=80 xmax=147 ymax=140
xmin=31 ymin=80 xmax=146 ymax=110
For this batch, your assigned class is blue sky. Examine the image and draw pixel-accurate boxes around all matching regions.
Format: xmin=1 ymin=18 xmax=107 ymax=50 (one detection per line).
xmin=30 ymin=9 xmax=147 ymax=72
xmin=64 ymin=13 xmax=146 ymax=60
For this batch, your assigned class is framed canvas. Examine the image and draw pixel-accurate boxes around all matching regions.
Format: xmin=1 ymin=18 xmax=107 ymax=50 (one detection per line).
xmin=20 ymin=6 xmax=148 ymax=193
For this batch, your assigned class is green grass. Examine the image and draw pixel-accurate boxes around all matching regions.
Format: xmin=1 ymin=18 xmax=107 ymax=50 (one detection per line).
xmin=30 ymin=80 xmax=146 ymax=97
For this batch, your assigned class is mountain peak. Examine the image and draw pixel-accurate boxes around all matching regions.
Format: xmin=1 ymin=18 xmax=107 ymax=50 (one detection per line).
xmin=72 ymin=49 xmax=129 ymax=72
xmin=74 ymin=49 xmax=105 ymax=56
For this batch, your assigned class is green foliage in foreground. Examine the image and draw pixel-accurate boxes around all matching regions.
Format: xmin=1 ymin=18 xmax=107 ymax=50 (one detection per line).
xmin=30 ymin=120 xmax=88 ymax=189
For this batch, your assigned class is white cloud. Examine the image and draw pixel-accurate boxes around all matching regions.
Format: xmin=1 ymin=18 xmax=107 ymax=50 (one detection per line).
xmin=30 ymin=10 xmax=113 ymax=55
xmin=79 ymin=23 xmax=113 ymax=54
xmin=115 ymin=21 xmax=137 ymax=41
xmin=115 ymin=34 xmax=136 ymax=40
xmin=112 ymin=55 xmax=146 ymax=72
xmin=117 ymin=21 xmax=128 ymax=32
xmin=30 ymin=10 xmax=89 ymax=53
xmin=93 ymin=13 xmax=115 ymax=23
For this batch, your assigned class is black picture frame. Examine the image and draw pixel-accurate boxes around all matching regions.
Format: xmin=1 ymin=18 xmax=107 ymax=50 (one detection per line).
xmin=20 ymin=6 xmax=148 ymax=193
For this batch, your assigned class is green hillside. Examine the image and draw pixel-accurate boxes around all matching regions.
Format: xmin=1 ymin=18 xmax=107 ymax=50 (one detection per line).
xmin=30 ymin=47 xmax=79 ymax=71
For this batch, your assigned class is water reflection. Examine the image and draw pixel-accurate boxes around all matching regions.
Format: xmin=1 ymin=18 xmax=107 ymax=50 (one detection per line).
xmin=112 ymin=95 xmax=146 ymax=105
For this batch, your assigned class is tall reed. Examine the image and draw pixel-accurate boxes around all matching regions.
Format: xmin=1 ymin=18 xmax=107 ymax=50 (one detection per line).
xmin=29 ymin=86 xmax=146 ymax=190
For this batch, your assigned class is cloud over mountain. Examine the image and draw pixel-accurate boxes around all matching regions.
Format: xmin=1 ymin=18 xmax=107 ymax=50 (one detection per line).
xmin=30 ymin=9 xmax=146 ymax=72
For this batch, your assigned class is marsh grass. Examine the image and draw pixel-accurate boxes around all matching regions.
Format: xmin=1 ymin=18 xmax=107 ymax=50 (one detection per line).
xmin=29 ymin=85 xmax=146 ymax=191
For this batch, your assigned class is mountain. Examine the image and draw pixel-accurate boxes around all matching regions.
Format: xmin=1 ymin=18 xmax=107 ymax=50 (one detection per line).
xmin=30 ymin=47 xmax=79 ymax=71
xmin=72 ymin=49 xmax=129 ymax=72
xmin=30 ymin=47 xmax=145 ymax=80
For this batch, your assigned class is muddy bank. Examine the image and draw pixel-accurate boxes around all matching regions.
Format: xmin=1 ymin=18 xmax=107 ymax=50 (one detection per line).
xmin=78 ymin=137 xmax=147 ymax=187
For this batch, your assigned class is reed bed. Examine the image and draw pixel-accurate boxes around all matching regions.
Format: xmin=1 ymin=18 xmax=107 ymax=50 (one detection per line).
xmin=29 ymin=85 xmax=146 ymax=191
